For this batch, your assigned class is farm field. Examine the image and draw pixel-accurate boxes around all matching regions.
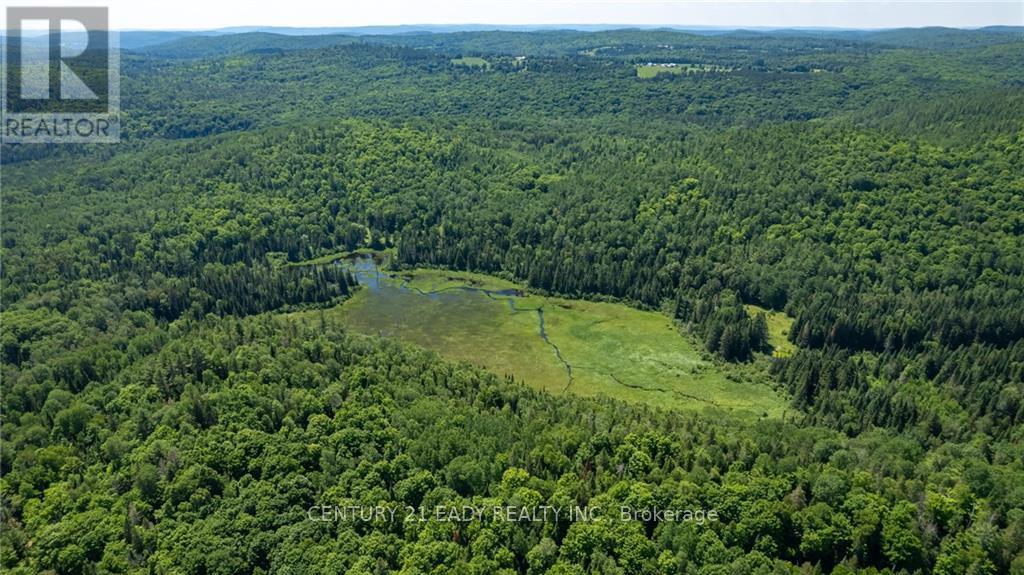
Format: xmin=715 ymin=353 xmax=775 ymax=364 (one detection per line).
xmin=451 ymin=56 xmax=489 ymax=67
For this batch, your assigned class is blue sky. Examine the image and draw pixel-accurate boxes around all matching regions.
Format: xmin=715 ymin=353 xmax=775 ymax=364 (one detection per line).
xmin=7 ymin=0 xmax=1023 ymax=31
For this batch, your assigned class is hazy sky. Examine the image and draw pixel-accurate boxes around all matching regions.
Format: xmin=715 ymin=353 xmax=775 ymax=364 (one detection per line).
xmin=6 ymin=0 xmax=1023 ymax=30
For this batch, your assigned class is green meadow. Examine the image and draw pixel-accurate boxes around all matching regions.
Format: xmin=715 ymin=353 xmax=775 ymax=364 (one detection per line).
xmin=303 ymin=266 xmax=785 ymax=418
xmin=636 ymin=65 xmax=684 ymax=78
xmin=636 ymin=63 xmax=735 ymax=78
xmin=745 ymin=304 xmax=797 ymax=358
xmin=451 ymin=56 xmax=489 ymax=68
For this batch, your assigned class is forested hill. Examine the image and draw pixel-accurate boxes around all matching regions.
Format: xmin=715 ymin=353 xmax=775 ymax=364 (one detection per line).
xmin=4 ymin=28 xmax=1020 ymax=159
xmin=126 ymin=28 xmax=1024 ymax=138
xmin=131 ymin=26 xmax=1024 ymax=59
xmin=2 ymin=27 xmax=1024 ymax=574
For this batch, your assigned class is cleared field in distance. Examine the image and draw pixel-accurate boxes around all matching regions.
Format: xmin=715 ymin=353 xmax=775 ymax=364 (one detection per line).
xmin=636 ymin=63 xmax=735 ymax=78
xmin=451 ymin=56 xmax=489 ymax=67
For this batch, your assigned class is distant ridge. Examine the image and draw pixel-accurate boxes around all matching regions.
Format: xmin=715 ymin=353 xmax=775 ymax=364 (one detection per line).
xmin=3 ymin=24 xmax=1019 ymax=52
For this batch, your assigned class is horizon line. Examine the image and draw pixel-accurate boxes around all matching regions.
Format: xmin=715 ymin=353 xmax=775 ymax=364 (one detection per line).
xmin=7 ymin=23 xmax=1023 ymax=33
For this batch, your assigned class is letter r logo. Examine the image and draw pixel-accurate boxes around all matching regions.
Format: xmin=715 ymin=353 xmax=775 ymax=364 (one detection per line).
xmin=5 ymin=6 xmax=110 ymax=113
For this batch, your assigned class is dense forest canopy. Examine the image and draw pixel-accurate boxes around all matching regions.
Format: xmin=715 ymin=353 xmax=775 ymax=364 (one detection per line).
xmin=2 ymin=26 xmax=1023 ymax=574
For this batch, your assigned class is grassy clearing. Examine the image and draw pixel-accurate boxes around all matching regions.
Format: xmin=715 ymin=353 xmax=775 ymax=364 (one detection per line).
xmin=452 ymin=57 xmax=489 ymax=68
xmin=637 ymin=65 xmax=684 ymax=79
xmin=636 ymin=64 xmax=734 ymax=78
xmin=299 ymin=267 xmax=785 ymax=418
xmin=540 ymin=297 xmax=782 ymax=416
xmin=745 ymin=304 xmax=797 ymax=358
